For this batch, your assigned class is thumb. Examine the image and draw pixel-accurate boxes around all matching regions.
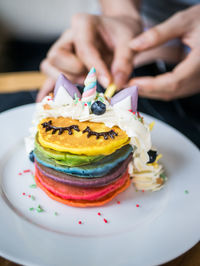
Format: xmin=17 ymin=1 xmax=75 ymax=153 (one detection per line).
xmin=36 ymin=78 xmax=55 ymax=102
xmin=129 ymin=12 xmax=185 ymax=51
xmin=112 ymin=44 xmax=134 ymax=88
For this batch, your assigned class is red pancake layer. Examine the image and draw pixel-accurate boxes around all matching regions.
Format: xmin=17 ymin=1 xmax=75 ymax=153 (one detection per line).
xmin=35 ymin=173 xmax=131 ymax=207
xmin=35 ymin=165 xmax=128 ymax=201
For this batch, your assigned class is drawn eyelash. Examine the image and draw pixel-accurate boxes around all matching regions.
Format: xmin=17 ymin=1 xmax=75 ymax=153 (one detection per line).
xmin=41 ymin=121 xmax=118 ymax=140
xmin=82 ymin=126 xmax=118 ymax=140
xmin=41 ymin=120 xmax=80 ymax=135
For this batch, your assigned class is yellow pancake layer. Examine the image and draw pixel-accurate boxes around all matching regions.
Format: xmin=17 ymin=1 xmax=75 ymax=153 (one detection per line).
xmin=38 ymin=117 xmax=130 ymax=156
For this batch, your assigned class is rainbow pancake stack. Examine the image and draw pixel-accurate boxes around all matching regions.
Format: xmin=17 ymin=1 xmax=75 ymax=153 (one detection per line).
xmin=33 ymin=68 xmax=136 ymax=207
xmin=28 ymin=67 xmax=166 ymax=208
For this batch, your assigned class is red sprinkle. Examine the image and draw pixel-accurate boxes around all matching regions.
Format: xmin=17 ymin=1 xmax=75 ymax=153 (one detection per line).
xmin=128 ymin=109 xmax=132 ymax=112
xmin=28 ymin=195 xmax=31 ymax=198
xmin=78 ymin=221 xmax=82 ymax=224
xmin=142 ymin=190 xmax=145 ymax=193
xmin=117 ymin=201 xmax=121 ymax=204
xmin=18 ymin=172 xmax=22 ymax=175
xmin=79 ymin=98 xmax=81 ymax=101
xmin=84 ymin=103 xmax=87 ymax=106
xmin=103 ymin=218 xmax=108 ymax=223
xmin=22 ymin=192 xmax=26 ymax=196
xmin=136 ymin=204 xmax=140 ymax=208
xmin=132 ymin=112 xmax=136 ymax=115
xmin=23 ymin=169 xmax=31 ymax=173
xmin=97 ymin=212 xmax=101 ymax=216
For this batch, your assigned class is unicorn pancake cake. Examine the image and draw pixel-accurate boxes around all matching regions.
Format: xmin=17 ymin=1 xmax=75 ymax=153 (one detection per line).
xmin=26 ymin=67 xmax=167 ymax=207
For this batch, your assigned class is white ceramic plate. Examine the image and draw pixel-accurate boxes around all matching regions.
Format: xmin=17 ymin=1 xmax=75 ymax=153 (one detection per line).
xmin=0 ymin=104 xmax=199 ymax=266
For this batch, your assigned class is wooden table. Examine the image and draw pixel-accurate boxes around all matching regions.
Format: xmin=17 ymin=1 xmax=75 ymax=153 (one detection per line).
xmin=0 ymin=72 xmax=199 ymax=266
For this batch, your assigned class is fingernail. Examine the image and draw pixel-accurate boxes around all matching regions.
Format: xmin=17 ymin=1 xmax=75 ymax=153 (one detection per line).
xmin=129 ymin=38 xmax=145 ymax=49
xmin=114 ymin=72 xmax=127 ymax=88
xmin=98 ymin=75 xmax=110 ymax=88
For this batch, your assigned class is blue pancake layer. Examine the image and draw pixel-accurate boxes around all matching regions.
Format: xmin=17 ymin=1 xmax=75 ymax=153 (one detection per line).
xmin=34 ymin=144 xmax=133 ymax=178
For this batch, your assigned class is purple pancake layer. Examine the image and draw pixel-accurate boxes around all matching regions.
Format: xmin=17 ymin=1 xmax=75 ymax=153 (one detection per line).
xmin=35 ymin=154 xmax=132 ymax=188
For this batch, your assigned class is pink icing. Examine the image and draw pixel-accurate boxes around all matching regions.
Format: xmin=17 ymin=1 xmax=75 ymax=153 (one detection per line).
xmin=82 ymin=86 xmax=97 ymax=98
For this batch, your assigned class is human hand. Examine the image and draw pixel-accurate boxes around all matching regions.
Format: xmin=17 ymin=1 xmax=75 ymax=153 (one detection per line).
xmin=38 ymin=13 xmax=142 ymax=102
xmin=129 ymin=5 xmax=200 ymax=100
xmin=37 ymin=29 xmax=87 ymax=102
xmin=70 ymin=13 xmax=142 ymax=88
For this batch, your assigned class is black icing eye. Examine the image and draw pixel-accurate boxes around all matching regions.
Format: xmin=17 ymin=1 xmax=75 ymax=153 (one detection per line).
xmin=147 ymin=150 xmax=157 ymax=163
xmin=91 ymin=101 xmax=106 ymax=115
xmin=29 ymin=151 xmax=35 ymax=163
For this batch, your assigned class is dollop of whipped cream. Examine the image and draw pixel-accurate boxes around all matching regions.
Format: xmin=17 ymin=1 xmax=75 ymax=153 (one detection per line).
xmin=26 ymin=93 xmax=166 ymax=191
xmin=129 ymin=155 xmax=167 ymax=191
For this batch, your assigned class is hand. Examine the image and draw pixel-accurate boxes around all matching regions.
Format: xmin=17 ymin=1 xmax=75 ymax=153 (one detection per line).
xmin=129 ymin=5 xmax=200 ymax=101
xmin=38 ymin=13 xmax=142 ymax=102
xmin=37 ymin=29 xmax=87 ymax=102
xmin=70 ymin=13 xmax=142 ymax=88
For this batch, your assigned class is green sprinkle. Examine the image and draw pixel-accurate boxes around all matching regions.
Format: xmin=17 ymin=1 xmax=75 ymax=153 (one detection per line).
xmin=74 ymin=93 xmax=78 ymax=100
xmin=185 ymin=190 xmax=189 ymax=194
xmin=98 ymin=96 xmax=104 ymax=102
xmin=36 ymin=205 xmax=44 ymax=213
xmin=29 ymin=207 xmax=34 ymax=211
xmin=139 ymin=118 xmax=142 ymax=122
xmin=29 ymin=184 xmax=37 ymax=189
xmin=74 ymin=93 xmax=80 ymax=104
xmin=160 ymin=173 xmax=166 ymax=180
xmin=54 ymin=212 xmax=58 ymax=216
xmin=31 ymin=195 xmax=35 ymax=201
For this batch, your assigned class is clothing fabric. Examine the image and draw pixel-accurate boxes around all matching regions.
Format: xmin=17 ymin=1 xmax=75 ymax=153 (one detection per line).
xmin=141 ymin=0 xmax=200 ymax=23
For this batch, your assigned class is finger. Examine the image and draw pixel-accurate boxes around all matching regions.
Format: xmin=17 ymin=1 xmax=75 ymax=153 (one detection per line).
xmin=36 ymin=78 xmax=55 ymax=102
xmin=75 ymin=40 xmax=112 ymax=87
xmin=73 ymin=17 xmax=112 ymax=87
xmin=170 ymin=49 xmax=200 ymax=96
xmin=111 ymin=44 xmax=135 ymax=88
xmin=40 ymin=59 xmax=61 ymax=80
xmin=47 ymin=30 xmax=86 ymax=75
xmin=40 ymin=60 xmax=86 ymax=84
xmin=48 ymin=29 xmax=74 ymax=52
xmin=129 ymin=12 xmax=185 ymax=51
xmin=48 ymin=49 xmax=86 ymax=75
xmin=128 ymin=73 xmax=176 ymax=100
xmin=129 ymin=49 xmax=200 ymax=100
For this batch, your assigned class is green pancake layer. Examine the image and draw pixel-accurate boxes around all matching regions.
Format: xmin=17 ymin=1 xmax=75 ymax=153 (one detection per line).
xmin=35 ymin=135 xmax=104 ymax=167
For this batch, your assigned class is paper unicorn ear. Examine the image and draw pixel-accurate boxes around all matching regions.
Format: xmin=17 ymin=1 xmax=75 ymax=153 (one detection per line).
xmin=110 ymin=86 xmax=138 ymax=112
xmin=82 ymin=67 xmax=97 ymax=102
xmin=54 ymin=74 xmax=81 ymax=105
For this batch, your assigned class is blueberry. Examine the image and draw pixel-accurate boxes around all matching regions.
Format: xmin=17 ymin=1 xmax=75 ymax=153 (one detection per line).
xmin=29 ymin=151 xmax=35 ymax=163
xmin=147 ymin=150 xmax=157 ymax=163
xmin=91 ymin=101 xmax=106 ymax=115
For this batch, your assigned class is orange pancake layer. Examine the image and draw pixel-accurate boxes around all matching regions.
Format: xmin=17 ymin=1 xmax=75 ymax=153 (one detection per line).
xmin=35 ymin=173 xmax=131 ymax=207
